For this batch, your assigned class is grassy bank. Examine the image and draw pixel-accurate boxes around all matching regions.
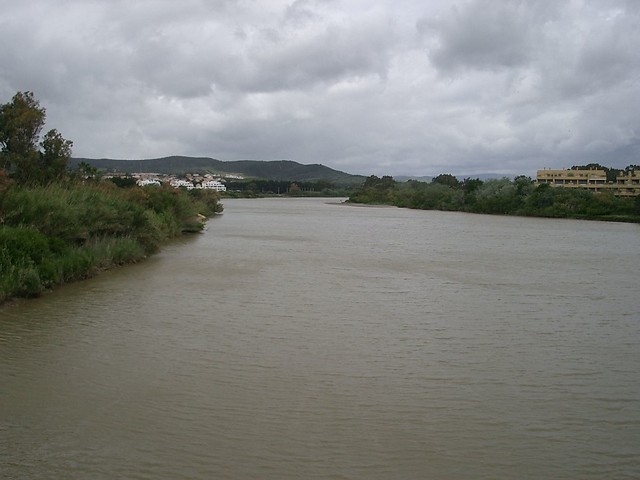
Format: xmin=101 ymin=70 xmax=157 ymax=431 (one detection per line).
xmin=0 ymin=181 xmax=222 ymax=303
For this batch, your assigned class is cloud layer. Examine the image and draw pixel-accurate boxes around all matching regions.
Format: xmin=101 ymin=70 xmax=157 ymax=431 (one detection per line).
xmin=1 ymin=0 xmax=638 ymax=176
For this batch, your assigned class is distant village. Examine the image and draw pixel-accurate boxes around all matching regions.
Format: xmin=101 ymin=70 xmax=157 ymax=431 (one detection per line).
xmin=104 ymin=172 xmax=246 ymax=191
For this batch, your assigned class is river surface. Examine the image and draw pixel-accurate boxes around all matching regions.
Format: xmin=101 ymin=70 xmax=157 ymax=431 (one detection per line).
xmin=2 ymin=198 xmax=639 ymax=479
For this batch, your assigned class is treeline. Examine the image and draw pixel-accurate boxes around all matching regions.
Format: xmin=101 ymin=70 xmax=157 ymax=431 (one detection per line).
xmin=0 ymin=92 xmax=222 ymax=303
xmin=223 ymin=179 xmax=355 ymax=197
xmin=349 ymin=173 xmax=640 ymax=222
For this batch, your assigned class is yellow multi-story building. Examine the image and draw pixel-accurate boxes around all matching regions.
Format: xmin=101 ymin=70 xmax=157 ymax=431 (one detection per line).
xmin=536 ymin=168 xmax=607 ymax=192
xmin=536 ymin=168 xmax=640 ymax=196
xmin=614 ymin=171 xmax=640 ymax=196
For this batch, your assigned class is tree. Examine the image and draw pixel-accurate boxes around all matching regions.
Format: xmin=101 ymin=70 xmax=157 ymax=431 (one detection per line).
xmin=287 ymin=182 xmax=301 ymax=195
xmin=432 ymin=173 xmax=459 ymax=189
xmin=473 ymin=178 xmax=518 ymax=214
xmin=362 ymin=175 xmax=396 ymax=190
xmin=0 ymin=92 xmax=45 ymax=182
xmin=40 ymin=129 xmax=73 ymax=181
xmin=461 ymin=177 xmax=483 ymax=194
xmin=77 ymin=161 xmax=100 ymax=180
xmin=109 ymin=175 xmax=137 ymax=188
xmin=0 ymin=91 xmax=72 ymax=184
xmin=351 ymin=175 xmax=397 ymax=204
xmin=513 ymin=175 xmax=534 ymax=196
xmin=0 ymin=91 xmax=45 ymax=169
xmin=526 ymin=183 xmax=554 ymax=210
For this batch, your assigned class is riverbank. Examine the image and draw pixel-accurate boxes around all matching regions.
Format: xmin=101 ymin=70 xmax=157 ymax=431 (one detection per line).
xmin=0 ymin=181 xmax=222 ymax=305
xmin=348 ymin=175 xmax=640 ymax=223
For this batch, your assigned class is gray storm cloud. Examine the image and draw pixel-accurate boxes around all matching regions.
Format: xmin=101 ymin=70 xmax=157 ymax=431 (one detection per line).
xmin=1 ymin=0 xmax=638 ymax=177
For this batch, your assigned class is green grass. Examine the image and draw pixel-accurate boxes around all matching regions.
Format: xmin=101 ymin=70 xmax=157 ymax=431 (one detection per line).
xmin=0 ymin=181 xmax=222 ymax=303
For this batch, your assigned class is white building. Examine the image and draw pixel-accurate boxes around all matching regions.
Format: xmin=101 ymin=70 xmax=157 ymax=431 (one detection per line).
xmin=137 ymin=179 xmax=161 ymax=187
xmin=170 ymin=179 xmax=195 ymax=190
xmin=199 ymin=180 xmax=226 ymax=191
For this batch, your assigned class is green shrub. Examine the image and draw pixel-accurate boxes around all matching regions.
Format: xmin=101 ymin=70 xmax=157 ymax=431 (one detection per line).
xmin=13 ymin=265 xmax=43 ymax=297
xmin=0 ymin=227 xmax=52 ymax=297
xmin=0 ymin=179 xmax=221 ymax=303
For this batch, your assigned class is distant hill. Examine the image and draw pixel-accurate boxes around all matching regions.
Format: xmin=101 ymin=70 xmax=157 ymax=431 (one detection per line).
xmin=394 ymin=173 xmax=511 ymax=183
xmin=393 ymin=175 xmax=433 ymax=183
xmin=71 ymin=156 xmax=365 ymax=185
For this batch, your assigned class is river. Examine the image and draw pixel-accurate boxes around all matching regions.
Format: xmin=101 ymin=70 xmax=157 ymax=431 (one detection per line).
xmin=1 ymin=197 xmax=639 ymax=479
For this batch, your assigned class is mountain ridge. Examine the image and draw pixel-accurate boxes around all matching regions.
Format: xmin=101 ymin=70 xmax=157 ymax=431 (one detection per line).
xmin=71 ymin=156 xmax=365 ymax=185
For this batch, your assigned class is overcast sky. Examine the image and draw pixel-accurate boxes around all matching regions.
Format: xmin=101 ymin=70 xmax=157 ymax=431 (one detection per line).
xmin=1 ymin=0 xmax=638 ymax=177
